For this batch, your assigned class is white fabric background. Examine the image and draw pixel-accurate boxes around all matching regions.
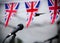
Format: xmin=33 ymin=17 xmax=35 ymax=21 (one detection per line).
xmin=0 ymin=0 xmax=59 ymax=43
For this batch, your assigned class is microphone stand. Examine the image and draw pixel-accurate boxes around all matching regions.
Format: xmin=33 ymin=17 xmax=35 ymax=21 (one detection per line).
xmin=2 ymin=33 xmax=16 ymax=43
xmin=9 ymin=33 xmax=16 ymax=43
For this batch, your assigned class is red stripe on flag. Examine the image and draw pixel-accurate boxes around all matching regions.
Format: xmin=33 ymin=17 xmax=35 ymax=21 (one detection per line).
xmin=5 ymin=3 xmax=17 ymax=27
xmin=26 ymin=12 xmax=33 ymax=28
xmin=51 ymin=0 xmax=57 ymax=24
xmin=49 ymin=0 xmax=60 ymax=24
xmin=26 ymin=2 xmax=38 ymax=28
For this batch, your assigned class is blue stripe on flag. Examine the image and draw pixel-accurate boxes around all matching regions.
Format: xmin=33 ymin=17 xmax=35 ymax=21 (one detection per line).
xmin=48 ymin=0 xmax=52 ymax=6
xmin=36 ymin=1 xmax=40 ymax=8
xmin=25 ymin=2 xmax=29 ymax=8
xmin=5 ymin=4 xmax=9 ymax=9
xmin=15 ymin=3 xmax=20 ymax=9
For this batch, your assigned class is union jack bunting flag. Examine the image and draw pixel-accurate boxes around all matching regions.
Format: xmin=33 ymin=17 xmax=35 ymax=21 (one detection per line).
xmin=5 ymin=3 xmax=20 ymax=27
xmin=48 ymin=0 xmax=60 ymax=24
xmin=25 ymin=1 xmax=40 ymax=28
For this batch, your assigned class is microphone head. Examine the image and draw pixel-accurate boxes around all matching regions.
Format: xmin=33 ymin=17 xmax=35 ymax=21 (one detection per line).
xmin=18 ymin=24 xmax=24 ymax=30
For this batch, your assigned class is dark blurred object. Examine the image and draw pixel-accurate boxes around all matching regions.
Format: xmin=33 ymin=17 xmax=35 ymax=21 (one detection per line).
xmin=57 ymin=20 xmax=60 ymax=25
xmin=9 ymin=35 xmax=23 ymax=43
xmin=17 ymin=38 xmax=23 ymax=43
xmin=35 ymin=13 xmax=45 ymax=17
xmin=57 ymin=20 xmax=60 ymax=43
xmin=44 ymin=35 xmax=58 ymax=43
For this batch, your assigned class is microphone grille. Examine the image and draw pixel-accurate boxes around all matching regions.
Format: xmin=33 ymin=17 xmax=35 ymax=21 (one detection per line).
xmin=18 ymin=24 xmax=24 ymax=30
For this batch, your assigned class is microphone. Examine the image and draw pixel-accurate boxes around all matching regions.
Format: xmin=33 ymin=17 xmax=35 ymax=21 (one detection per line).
xmin=6 ymin=24 xmax=24 ymax=38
